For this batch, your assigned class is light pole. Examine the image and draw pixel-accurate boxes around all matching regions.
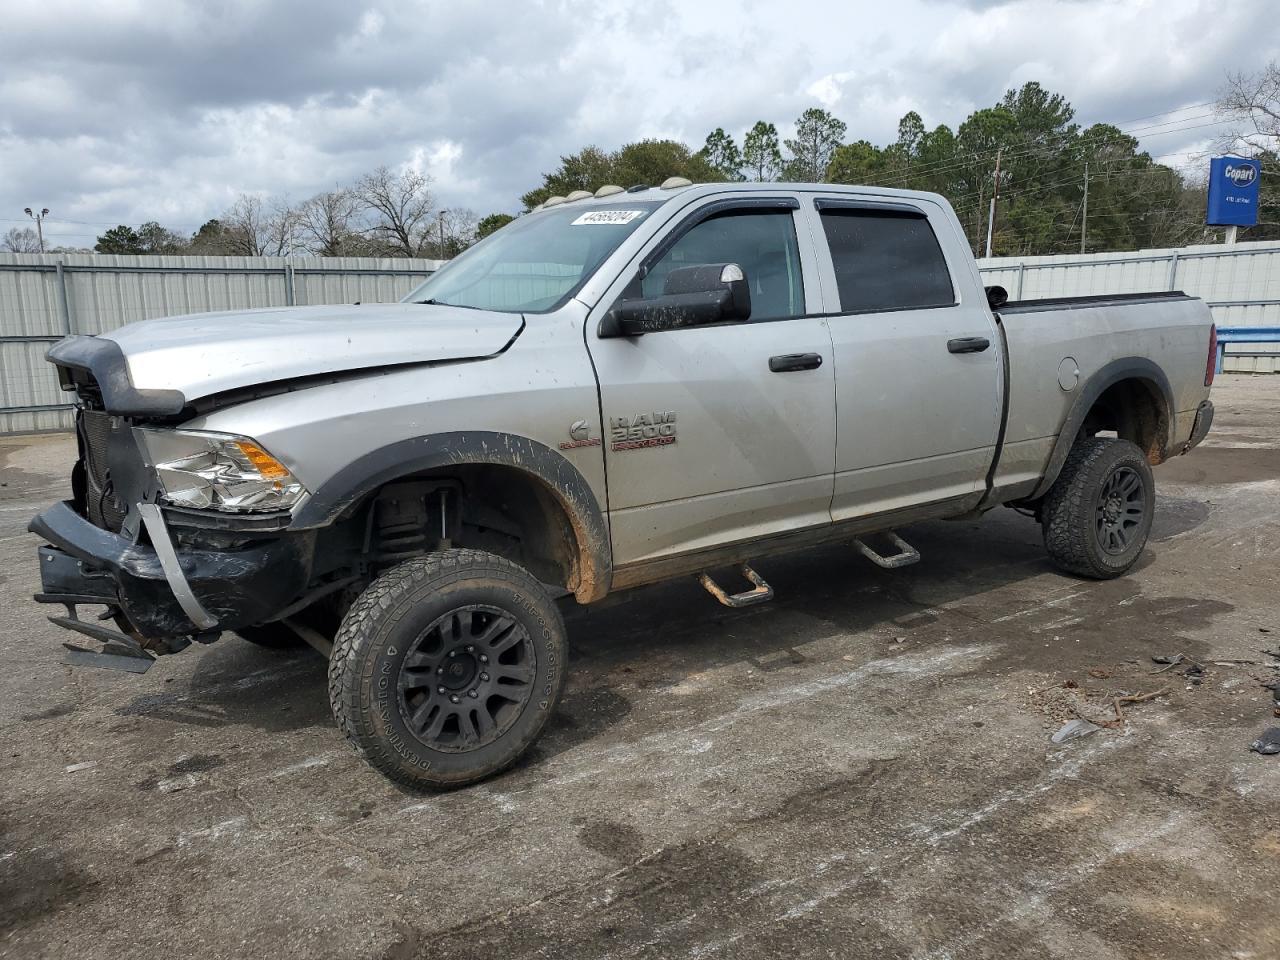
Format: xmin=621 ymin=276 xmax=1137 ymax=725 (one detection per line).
xmin=23 ymin=207 xmax=49 ymax=253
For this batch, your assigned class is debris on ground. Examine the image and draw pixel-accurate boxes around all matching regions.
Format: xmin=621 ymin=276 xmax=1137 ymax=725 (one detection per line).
xmin=1051 ymin=719 xmax=1101 ymax=744
xmin=1152 ymin=653 xmax=1204 ymax=674
xmin=1150 ymin=653 xmax=1210 ymax=687
xmin=1249 ymin=728 xmax=1280 ymax=755
xmin=64 ymin=761 xmax=97 ymax=773
xmin=1030 ymin=675 xmax=1171 ymax=731
xmin=1109 ymin=688 xmax=1171 ymax=725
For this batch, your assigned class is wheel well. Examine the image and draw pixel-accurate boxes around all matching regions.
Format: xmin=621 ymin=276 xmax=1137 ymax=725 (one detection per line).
xmin=336 ymin=464 xmax=599 ymax=601
xmin=1081 ymin=377 xmax=1171 ymax=465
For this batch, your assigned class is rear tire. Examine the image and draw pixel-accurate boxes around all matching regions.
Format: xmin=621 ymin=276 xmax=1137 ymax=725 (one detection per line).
xmin=1041 ymin=436 xmax=1154 ymax=579
xmin=328 ymin=549 xmax=567 ymax=789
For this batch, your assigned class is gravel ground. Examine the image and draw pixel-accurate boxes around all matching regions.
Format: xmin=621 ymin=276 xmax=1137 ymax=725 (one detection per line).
xmin=2 ymin=376 xmax=1278 ymax=960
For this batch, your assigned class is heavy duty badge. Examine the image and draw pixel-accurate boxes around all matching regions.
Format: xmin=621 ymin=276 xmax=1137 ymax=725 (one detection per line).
xmin=559 ymin=419 xmax=601 ymax=450
xmin=610 ymin=411 xmax=677 ymax=451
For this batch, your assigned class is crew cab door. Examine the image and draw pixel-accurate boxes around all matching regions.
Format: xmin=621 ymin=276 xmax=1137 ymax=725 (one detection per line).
xmin=810 ymin=197 xmax=1003 ymax=520
xmin=586 ymin=196 xmax=835 ymax=568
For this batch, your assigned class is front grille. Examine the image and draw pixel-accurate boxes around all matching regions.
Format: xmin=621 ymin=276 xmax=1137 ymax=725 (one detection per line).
xmin=80 ymin=411 xmax=127 ymax=532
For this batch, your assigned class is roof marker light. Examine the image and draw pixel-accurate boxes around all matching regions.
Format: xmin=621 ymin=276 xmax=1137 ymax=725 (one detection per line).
xmin=661 ymin=177 xmax=693 ymax=189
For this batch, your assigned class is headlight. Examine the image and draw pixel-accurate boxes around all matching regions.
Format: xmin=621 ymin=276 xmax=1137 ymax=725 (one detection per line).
xmin=137 ymin=429 xmax=306 ymax=512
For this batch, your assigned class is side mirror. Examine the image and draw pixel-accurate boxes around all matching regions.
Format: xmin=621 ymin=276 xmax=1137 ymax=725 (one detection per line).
xmin=985 ymin=285 xmax=1009 ymax=310
xmin=600 ymin=263 xmax=752 ymax=337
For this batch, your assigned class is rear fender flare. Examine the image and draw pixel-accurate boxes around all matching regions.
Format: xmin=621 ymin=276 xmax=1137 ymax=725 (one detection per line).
xmin=291 ymin=431 xmax=611 ymax=601
xmin=1028 ymin=357 xmax=1175 ymax=501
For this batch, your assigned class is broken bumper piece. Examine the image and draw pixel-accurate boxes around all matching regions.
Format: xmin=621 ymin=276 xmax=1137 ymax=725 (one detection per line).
xmin=30 ymin=500 xmax=314 ymax=670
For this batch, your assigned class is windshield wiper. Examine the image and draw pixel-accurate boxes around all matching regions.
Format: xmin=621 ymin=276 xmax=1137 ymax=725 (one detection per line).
xmin=416 ymin=298 xmax=484 ymax=311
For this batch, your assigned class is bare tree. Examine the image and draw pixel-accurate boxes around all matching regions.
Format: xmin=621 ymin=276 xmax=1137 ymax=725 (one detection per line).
xmin=221 ymin=194 xmax=302 ymax=256
xmin=298 ymin=188 xmax=363 ymax=256
xmin=262 ymin=199 xmax=302 ymax=257
xmin=1217 ymin=61 xmax=1280 ymax=153
xmin=356 ymin=166 xmax=436 ymax=256
xmin=2 ymin=227 xmax=42 ymax=253
xmin=434 ymin=207 xmax=478 ymax=258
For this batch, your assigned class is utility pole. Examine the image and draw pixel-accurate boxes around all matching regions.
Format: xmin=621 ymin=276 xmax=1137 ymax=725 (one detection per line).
xmin=23 ymin=207 xmax=49 ymax=253
xmin=437 ymin=212 xmax=447 ymax=259
xmin=985 ymin=148 xmax=1003 ymax=258
xmin=1080 ymin=163 xmax=1089 ymax=255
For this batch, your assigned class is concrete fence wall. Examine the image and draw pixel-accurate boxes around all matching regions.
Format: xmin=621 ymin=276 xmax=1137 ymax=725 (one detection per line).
xmin=0 ymin=252 xmax=442 ymax=433
xmin=977 ymin=240 xmax=1280 ymax=374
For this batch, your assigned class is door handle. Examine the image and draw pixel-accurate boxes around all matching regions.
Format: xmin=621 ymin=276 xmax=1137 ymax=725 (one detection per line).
xmin=947 ymin=336 xmax=991 ymax=354
xmin=769 ymin=352 xmax=823 ymax=372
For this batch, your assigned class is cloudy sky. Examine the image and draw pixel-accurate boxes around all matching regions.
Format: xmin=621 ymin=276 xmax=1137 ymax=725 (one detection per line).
xmin=1 ymin=0 xmax=1274 ymax=249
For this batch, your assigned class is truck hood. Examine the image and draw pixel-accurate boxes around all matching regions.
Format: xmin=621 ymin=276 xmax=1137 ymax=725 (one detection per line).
xmin=101 ymin=302 xmax=524 ymax=404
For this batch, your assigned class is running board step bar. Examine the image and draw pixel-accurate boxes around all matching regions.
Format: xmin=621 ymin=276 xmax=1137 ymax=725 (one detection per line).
xmin=853 ymin=532 xmax=921 ymax=570
xmin=699 ymin=564 xmax=774 ymax=608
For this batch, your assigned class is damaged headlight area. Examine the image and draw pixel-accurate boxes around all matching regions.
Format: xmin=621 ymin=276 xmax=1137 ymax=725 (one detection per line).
xmin=138 ymin=429 xmax=306 ymax=512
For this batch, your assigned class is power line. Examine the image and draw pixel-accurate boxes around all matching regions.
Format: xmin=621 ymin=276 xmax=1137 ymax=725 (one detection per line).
xmin=1103 ymin=100 xmax=1218 ymax=127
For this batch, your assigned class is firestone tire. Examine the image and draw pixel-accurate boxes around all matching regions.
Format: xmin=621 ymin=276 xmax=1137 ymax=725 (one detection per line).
xmin=328 ymin=550 xmax=567 ymax=789
xmin=1041 ymin=436 xmax=1155 ymax=579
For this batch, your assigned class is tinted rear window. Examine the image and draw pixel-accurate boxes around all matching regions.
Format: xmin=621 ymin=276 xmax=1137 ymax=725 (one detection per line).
xmin=820 ymin=208 xmax=955 ymax=314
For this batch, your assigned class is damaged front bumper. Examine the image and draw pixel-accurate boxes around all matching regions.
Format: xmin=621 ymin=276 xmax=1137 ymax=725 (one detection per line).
xmin=31 ymin=500 xmax=314 ymax=670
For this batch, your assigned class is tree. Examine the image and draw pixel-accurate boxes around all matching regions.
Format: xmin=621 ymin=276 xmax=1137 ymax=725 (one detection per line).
xmin=357 ymin=166 xmax=436 ymax=256
xmin=698 ymin=128 xmax=744 ymax=180
xmin=431 ymin=208 xmax=479 ymax=258
xmin=476 ymin=213 xmax=515 ymax=239
xmin=261 ymin=200 xmax=302 ymax=257
xmin=1217 ymin=61 xmax=1280 ymax=154
xmin=611 ymin=139 xmax=720 ymax=188
xmin=298 ymin=188 xmax=363 ymax=256
xmin=218 ymin=194 xmax=301 ymax=257
xmin=136 ymin=221 xmax=187 ymax=254
xmin=1217 ymin=62 xmax=1280 ymax=242
xmin=896 ymin=111 xmax=926 ymax=162
xmin=784 ymin=108 xmax=847 ymax=182
xmin=520 ymin=139 xmax=723 ymax=210
xmin=188 ymin=219 xmax=237 ymax=254
xmin=742 ymin=121 xmax=783 ymax=181
xmin=2 ymin=227 xmax=42 ymax=253
xmin=94 ymin=225 xmax=144 ymax=254
xmin=952 ymin=105 xmax=1020 ymax=252
xmin=827 ymin=140 xmax=888 ymax=185
xmin=520 ymin=146 xmax=615 ymax=209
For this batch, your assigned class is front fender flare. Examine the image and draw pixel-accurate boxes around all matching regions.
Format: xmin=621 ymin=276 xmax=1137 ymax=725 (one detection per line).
xmin=290 ymin=431 xmax=611 ymax=602
xmin=1028 ymin=357 xmax=1175 ymax=501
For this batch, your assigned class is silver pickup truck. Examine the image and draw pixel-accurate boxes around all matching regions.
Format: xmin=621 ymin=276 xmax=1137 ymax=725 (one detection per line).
xmin=30 ymin=180 xmax=1216 ymax=787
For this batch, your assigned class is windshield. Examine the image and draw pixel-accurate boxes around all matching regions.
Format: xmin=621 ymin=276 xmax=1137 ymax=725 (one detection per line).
xmin=402 ymin=202 xmax=664 ymax=313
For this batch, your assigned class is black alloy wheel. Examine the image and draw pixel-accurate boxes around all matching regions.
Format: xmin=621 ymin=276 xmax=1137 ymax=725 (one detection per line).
xmin=1095 ymin=465 xmax=1146 ymax=555
xmin=396 ymin=605 xmax=536 ymax=752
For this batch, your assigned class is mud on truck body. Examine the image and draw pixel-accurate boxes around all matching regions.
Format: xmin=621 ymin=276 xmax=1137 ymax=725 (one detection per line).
xmin=30 ymin=181 xmax=1217 ymax=787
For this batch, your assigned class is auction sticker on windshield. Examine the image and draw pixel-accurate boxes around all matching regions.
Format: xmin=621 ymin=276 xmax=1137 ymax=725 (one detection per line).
xmin=571 ymin=210 xmax=647 ymax=226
